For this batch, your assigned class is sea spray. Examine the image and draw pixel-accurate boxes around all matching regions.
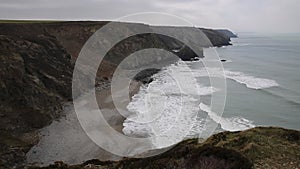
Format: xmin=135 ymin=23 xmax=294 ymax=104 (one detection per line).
xmin=199 ymin=103 xmax=255 ymax=131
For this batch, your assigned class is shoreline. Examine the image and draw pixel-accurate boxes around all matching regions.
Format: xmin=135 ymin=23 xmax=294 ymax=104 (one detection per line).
xmin=25 ymin=74 xmax=151 ymax=166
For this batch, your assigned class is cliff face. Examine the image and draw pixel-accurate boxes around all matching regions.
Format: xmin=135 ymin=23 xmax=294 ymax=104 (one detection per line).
xmin=215 ymin=29 xmax=238 ymax=38
xmin=29 ymin=127 xmax=300 ymax=169
xmin=0 ymin=21 xmax=232 ymax=169
xmin=200 ymin=28 xmax=233 ymax=47
xmin=0 ymin=33 xmax=74 ymax=169
xmin=0 ymin=34 xmax=73 ymax=129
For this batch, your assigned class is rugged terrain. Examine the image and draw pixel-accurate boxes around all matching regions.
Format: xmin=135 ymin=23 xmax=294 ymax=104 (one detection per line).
xmin=1 ymin=21 xmax=299 ymax=169
xmin=0 ymin=21 xmax=233 ymax=168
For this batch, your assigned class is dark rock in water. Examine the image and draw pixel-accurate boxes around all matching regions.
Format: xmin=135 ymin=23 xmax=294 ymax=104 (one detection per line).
xmin=191 ymin=57 xmax=200 ymax=61
xmin=220 ymin=59 xmax=227 ymax=62
xmin=133 ymin=68 xmax=160 ymax=84
xmin=176 ymin=45 xmax=203 ymax=61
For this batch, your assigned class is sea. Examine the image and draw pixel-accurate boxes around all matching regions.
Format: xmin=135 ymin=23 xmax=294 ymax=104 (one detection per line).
xmin=26 ymin=32 xmax=300 ymax=164
xmin=123 ymin=32 xmax=300 ymax=148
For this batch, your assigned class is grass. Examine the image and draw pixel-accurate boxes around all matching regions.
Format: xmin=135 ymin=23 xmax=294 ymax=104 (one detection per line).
xmin=0 ymin=20 xmax=64 ymax=23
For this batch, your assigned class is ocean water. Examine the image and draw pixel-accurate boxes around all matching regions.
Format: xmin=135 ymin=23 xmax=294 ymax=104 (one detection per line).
xmin=218 ymin=33 xmax=300 ymax=130
xmin=123 ymin=33 xmax=300 ymax=148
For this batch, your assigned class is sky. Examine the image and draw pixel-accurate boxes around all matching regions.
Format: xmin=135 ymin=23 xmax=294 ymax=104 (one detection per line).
xmin=0 ymin=0 xmax=299 ymax=33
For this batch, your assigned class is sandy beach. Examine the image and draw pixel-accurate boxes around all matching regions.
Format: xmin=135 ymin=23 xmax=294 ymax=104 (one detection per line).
xmin=26 ymin=79 xmax=143 ymax=166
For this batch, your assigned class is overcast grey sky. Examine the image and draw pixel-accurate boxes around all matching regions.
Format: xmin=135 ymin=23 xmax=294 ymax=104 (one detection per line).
xmin=0 ymin=0 xmax=299 ymax=33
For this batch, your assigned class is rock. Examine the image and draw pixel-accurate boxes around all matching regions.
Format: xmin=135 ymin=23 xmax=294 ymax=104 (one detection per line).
xmin=176 ymin=45 xmax=203 ymax=61
xmin=133 ymin=68 xmax=160 ymax=84
xmin=199 ymin=28 xmax=232 ymax=47
xmin=216 ymin=29 xmax=238 ymax=38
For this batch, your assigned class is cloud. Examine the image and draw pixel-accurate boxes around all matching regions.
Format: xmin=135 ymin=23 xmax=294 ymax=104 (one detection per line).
xmin=0 ymin=0 xmax=299 ymax=33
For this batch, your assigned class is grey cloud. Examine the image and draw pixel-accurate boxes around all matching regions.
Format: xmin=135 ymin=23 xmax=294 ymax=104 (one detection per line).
xmin=0 ymin=0 xmax=299 ymax=33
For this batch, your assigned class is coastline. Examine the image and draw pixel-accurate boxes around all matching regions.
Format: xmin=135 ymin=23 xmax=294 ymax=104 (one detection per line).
xmin=0 ymin=21 xmax=253 ymax=169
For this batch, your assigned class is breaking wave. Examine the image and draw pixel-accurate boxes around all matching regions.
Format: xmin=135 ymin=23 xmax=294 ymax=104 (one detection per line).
xmin=123 ymin=60 xmax=263 ymax=148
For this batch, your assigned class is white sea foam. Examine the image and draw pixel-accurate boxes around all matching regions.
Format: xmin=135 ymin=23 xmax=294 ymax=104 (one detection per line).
xmin=180 ymin=59 xmax=279 ymax=90
xmin=123 ymin=61 xmax=271 ymax=148
xmin=224 ymin=70 xmax=279 ymax=89
xmin=123 ymin=61 xmax=216 ymax=148
xmin=175 ymin=58 xmax=279 ymax=90
xmin=186 ymin=67 xmax=279 ymax=89
xmin=199 ymin=103 xmax=255 ymax=131
xmin=172 ymin=49 xmax=180 ymax=53
xmin=234 ymin=43 xmax=250 ymax=47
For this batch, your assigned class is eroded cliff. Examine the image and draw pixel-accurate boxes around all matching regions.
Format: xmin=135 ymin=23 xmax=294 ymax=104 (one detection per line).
xmin=0 ymin=21 xmax=233 ymax=168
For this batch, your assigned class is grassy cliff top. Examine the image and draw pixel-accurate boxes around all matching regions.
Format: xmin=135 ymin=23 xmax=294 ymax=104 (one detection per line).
xmin=0 ymin=20 xmax=64 ymax=23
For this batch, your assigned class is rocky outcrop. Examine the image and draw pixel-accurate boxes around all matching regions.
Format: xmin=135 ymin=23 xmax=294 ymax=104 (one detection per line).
xmin=215 ymin=29 xmax=238 ymax=38
xmin=199 ymin=28 xmax=233 ymax=47
xmin=133 ymin=68 xmax=161 ymax=84
xmin=0 ymin=21 xmax=233 ymax=169
xmin=28 ymin=127 xmax=300 ymax=169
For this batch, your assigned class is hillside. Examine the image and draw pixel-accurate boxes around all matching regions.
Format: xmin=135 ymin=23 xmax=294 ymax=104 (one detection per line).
xmin=0 ymin=21 xmax=233 ymax=169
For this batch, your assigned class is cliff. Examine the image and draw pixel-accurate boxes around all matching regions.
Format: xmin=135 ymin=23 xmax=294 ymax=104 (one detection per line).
xmin=0 ymin=21 xmax=233 ymax=169
xmin=215 ymin=29 xmax=238 ymax=38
